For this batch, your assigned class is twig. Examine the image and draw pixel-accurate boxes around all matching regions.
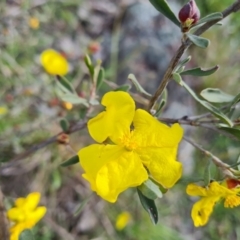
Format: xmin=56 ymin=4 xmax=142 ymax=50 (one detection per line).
xmin=183 ymin=136 xmax=238 ymax=177
xmin=5 ymin=120 xmax=86 ymax=163
xmin=148 ymin=0 xmax=240 ymax=111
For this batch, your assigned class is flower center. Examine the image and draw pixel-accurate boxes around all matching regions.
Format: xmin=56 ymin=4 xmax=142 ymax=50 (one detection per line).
xmin=119 ymin=131 xmax=138 ymax=151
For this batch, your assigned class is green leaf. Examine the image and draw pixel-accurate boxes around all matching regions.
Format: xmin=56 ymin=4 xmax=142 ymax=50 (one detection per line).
xmin=200 ymin=88 xmax=234 ymax=103
xmin=97 ymin=68 xmax=105 ymax=89
xmin=149 ymin=0 xmax=180 ymax=27
xmin=175 ymin=56 xmax=191 ymax=73
xmin=128 ymin=74 xmax=151 ymax=97
xmin=93 ymin=60 xmax=102 ymax=85
xmin=137 ymin=188 xmax=158 ymax=224
xmin=218 ymin=127 xmax=240 ymax=141
xmin=186 ymin=33 xmax=210 ymax=48
xmin=172 ymin=73 xmax=183 ymax=86
xmin=155 ymin=89 xmax=168 ymax=117
xmin=173 ymin=77 xmax=233 ymax=127
xmin=57 ymin=90 xmax=89 ymax=107
xmin=237 ymin=155 xmax=240 ymax=171
xmin=59 ymin=118 xmax=69 ymax=132
xmin=229 ymin=92 xmax=240 ymax=109
xmin=60 ymin=155 xmax=79 ymax=167
xmin=84 ymin=54 xmax=94 ymax=78
xmin=196 ymin=12 xmax=223 ymax=25
xmin=138 ymin=179 xmax=163 ymax=200
xmin=115 ymin=84 xmax=131 ymax=92
xmin=20 ymin=230 xmax=34 ymax=240
xmin=180 ymin=65 xmax=219 ymax=77
xmin=56 ymin=75 xmax=76 ymax=94
xmin=74 ymin=194 xmax=92 ymax=216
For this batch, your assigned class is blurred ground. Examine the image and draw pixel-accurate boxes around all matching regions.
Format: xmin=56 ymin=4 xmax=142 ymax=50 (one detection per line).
xmin=1 ymin=0 xmax=240 ymax=239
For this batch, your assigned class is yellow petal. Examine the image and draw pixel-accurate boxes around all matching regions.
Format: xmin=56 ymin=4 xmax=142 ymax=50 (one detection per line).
xmin=96 ymin=151 xmax=148 ymax=202
xmin=24 ymin=192 xmax=41 ymax=211
xmin=79 ymin=144 xmax=148 ymax=202
xmin=143 ymin=148 xmax=182 ymax=188
xmin=79 ymin=144 xmax=125 ymax=191
xmin=224 ymin=195 xmax=240 ymax=208
xmin=7 ymin=207 xmax=24 ymax=222
xmin=191 ymin=196 xmax=220 ymax=227
xmin=24 ymin=206 xmax=47 ymax=228
xmin=133 ymin=109 xmax=183 ymax=148
xmin=88 ymin=91 xmax=135 ymax=143
xmin=40 ymin=49 xmax=68 ymax=76
xmin=132 ymin=109 xmax=183 ymax=188
xmin=186 ymin=183 xmax=208 ymax=197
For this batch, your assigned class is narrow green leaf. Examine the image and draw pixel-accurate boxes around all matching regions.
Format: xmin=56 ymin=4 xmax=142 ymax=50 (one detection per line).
xmin=74 ymin=194 xmax=92 ymax=216
xmin=149 ymin=0 xmax=180 ymax=27
xmin=93 ymin=60 xmax=102 ymax=85
xmin=20 ymin=230 xmax=34 ymax=240
xmin=137 ymin=189 xmax=158 ymax=224
xmin=174 ymin=78 xmax=233 ymax=127
xmin=175 ymin=56 xmax=191 ymax=73
xmin=56 ymin=75 xmax=76 ymax=94
xmin=59 ymin=118 xmax=69 ymax=132
xmin=172 ymin=73 xmax=183 ymax=86
xmin=186 ymin=33 xmax=210 ymax=48
xmin=128 ymin=74 xmax=151 ymax=97
xmin=138 ymin=179 xmax=163 ymax=200
xmin=200 ymin=88 xmax=234 ymax=103
xmin=97 ymin=68 xmax=105 ymax=89
xmin=84 ymin=54 xmax=94 ymax=78
xmin=219 ymin=127 xmax=240 ymax=141
xmin=229 ymin=92 xmax=240 ymax=109
xmin=237 ymin=155 xmax=240 ymax=171
xmin=196 ymin=12 xmax=223 ymax=25
xmin=57 ymin=90 xmax=89 ymax=107
xmin=60 ymin=155 xmax=79 ymax=167
xmin=180 ymin=65 xmax=219 ymax=77
xmin=155 ymin=89 xmax=168 ymax=117
xmin=115 ymin=84 xmax=131 ymax=92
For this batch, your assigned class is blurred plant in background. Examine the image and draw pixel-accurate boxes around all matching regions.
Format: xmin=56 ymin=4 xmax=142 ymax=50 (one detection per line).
xmin=2 ymin=0 xmax=240 ymax=239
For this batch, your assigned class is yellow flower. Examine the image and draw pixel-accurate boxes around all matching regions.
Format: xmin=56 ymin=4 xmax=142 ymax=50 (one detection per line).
xmin=62 ymin=102 xmax=73 ymax=110
xmin=78 ymin=91 xmax=183 ymax=203
xmin=40 ymin=49 xmax=69 ymax=76
xmin=0 ymin=106 xmax=8 ymax=115
xmin=7 ymin=192 xmax=47 ymax=240
xmin=28 ymin=17 xmax=39 ymax=29
xmin=115 ymin=211 xmax=131 ymax=230
xmin=186 ymin=181 xmax=240 ymax=227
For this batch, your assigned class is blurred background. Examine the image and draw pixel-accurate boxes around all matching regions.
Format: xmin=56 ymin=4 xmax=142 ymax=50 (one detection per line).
xmin=1 ymin=0 xmax=240 ymax=239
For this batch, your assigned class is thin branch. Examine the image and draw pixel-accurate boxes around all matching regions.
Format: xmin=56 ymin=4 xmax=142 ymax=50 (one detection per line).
xmin=148 ymin=0 xmax=240 ymax=111
xmin=5 ymin=120 xmax=87 ymax=163
xmin=183 ymin=136 xmax=238 ymax=177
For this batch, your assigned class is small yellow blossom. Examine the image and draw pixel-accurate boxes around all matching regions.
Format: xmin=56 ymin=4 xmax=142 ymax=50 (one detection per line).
xmin=28 ymin=17 xmax=39 ymax=29
xmin=40 ymin=49 xmax=69 ymax=76
xmin=7 ymin=192 xmax=47 ymax=240
xmin=78 ymin=91 xmax=183 ymax=202
xmin=0 ymin=106 xmax=8 ymax=115
xmin=186 ymin=181 xmax=240 ymax=227
xmin=115 ymin=211 xmax=131 ymax=230
xmin=62 ymin=102 xmax=73 ymax=110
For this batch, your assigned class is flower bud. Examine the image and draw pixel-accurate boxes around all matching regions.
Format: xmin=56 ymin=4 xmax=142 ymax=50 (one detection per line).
xmin=178 ymin=0 xmax=200 ymax=31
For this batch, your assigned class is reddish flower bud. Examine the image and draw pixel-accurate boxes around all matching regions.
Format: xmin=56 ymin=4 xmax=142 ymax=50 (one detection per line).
xmin=226 ymin=178 xmax=240 ymax=189
xmin=178 ymin=0 xmax=200 ymax=31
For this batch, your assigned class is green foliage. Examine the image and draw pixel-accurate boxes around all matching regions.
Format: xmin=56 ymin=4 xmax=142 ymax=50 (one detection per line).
xmin=60 ymin=155 xmax=79 ymax=167
xmin=137 ymin=189 xmax=158 ymax=224
xmin=148 ymin=0 xmax=180 ymax=27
